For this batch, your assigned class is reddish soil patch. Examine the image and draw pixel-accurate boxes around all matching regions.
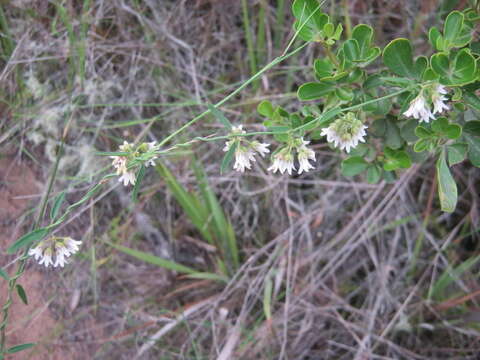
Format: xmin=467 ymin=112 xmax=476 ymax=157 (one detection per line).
xmin=0 ymin=158 xmax=71 ymax=359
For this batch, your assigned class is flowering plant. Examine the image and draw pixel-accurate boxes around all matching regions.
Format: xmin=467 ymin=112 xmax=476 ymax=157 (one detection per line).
xmin=1 ymin=1 xmax=480 ymax=356
xmin=217 ymin=0 xmax=480 ymax=213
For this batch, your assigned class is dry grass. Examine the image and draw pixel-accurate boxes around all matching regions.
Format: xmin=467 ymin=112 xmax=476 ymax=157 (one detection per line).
xmin=1 ymin=0 xmax=480 ymax=359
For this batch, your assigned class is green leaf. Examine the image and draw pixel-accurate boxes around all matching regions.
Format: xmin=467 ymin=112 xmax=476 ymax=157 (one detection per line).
xmin=343 ymin=39 xmax=360 ymax=63
xmin=401 ymin=119 xmax=419 ymax=142
xmin=385 ymin=119 xmax=403 ymax=149
xmin=464 ymin=121 xmax=480 ymax=136
xmin=464 ymin=134 xmax=480 ymax=167
xmin=370 ymin=118 xmax=386 ymax=137
xmin=445 ymin=124 xmax=462 ymax=139
xmin=415 ymin=126 xmax=433 ymax=139
xmin=221 ymin=142 xmax=236 ymax=174
xmin=207 ymin=104 xmax=232 ymax=130
xmin=6 ymin=343 xmax=36 ymax=354
xmin=314 ymin=59 xmax=333 ymax=79
xmin=341 ymin=156 xmax=368 ymax=176
xmin=352 ymin=24 xmax=373 ymax=58
xmin=50 ymin=191 xmax=66 ymax=221
xmin=106 ymin=241 xmax=197 ymax=274
xmin=436 ymin=149 xmax=458 ymax=212
xmin=382 ymin=38 xmax=416 ymax=78
xmin=257 ymin=100 xmax=275 ymax=118
xmin=444 ymin=11 xmax=464 ymax=43
xmin=447 ymin=143 xmax=468 ymax=165
xmin=263 ymin=276 xmax=273 ymax=320
xmin=366 ymin=165 xmax=382 ymax=184
xmin=429 ymin=26 xmax=442 ymax=50
xmin=297 ymin=82 xmax=335 ymax=100
xmin=432 ymin=117 xmax=462 ymax=139
xmin=431 ymin=117 xmax=449 ymax=133
xmin=383 ymin=148 xmax=412 ymax=171
xmin=131 ymin=165 xmax=146 ymax=203
xmin=292 ymin=0 xmax=328 ymax=42
xmin=7 ymin=228 xmax=48 ymax=254
xmin=431 ymin=49 xmax=477 ymax=86
xmin=16 ymin=284 xmax=28 ymax=305
xmin=464 ymin=92 xmax=480 ymax=112
xmin=414 ymin=138 xmax=431 ymax=152
xmin=323 ymin=22 xmax=334 ymax=37
xmin=335 ymin=87 xmax=354 ymax=101
xmin=414 ymin=56 xmax=428 ymax=79
xmin=0 ymin=268 xmax=9 ymax=281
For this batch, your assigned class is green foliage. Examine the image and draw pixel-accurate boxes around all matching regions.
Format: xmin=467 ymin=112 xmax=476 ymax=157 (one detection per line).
xmin=447 ymin=143 xmax=468 ymax=165
xmin=429 ymin=254 xmax=480 ymax=301
xmin=7 ymin=228 xmax=48 ymax=254
xmin=207 ymin=104 xmax=232 ymax=130
xmin=341 ymin=156 xmax=369 ymax=176
xmin=15 ymin=284 xmax=28 ymax=305
xmin=5 ymin=343 xmax=36 ymax=354
xmin=50 ymin=191 xmax=66 ymax=221
xmin=289 ymin=5 xmax=479 ymax=213
xmin=383 ymin=147 xmax=412 ymax=171
xmin=382 ymin=39 xmax=416 ymax=78
xmin=429 ymin=11 xmax=474 ymax=52
xmin=156 ymin=161 xmax=239 ymax=276
xmin=436 ymin=149 xmax=458 ymax=212
xmin=0 ymin=268 xmax=9 ymax=281
xmin=431 ymin=49 xmax=477 ymax=86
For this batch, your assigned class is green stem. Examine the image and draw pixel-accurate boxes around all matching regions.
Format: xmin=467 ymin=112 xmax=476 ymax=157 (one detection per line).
xmin=241 ymin=0 xmax=258 ymax=89
xmin=157 ymin=43 xmax=308 ymax=148
xmin=324 ymin=45 xmax=340 ymax=67
xmin=341 ymin=0 xmax=352 ymax=38
xmin=293 ymin=87 xmax=411 ymax=133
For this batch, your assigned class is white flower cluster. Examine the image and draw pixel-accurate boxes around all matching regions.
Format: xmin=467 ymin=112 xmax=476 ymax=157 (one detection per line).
xmin=403 ymin=84 xmax=449 ymax=123
xmin=223 ymin=126 xmax=270 ymax=172
xmin=321 ymin=112 xmax=368 ymax=153
xmin=268 ymin=138 xmax=316 ymax=175
xmin=110 ymin=141 xmax=159 ymax=186
xmin=224 ymin=126 xmax=318 ymax=175
xmin=29 ymin=237 xmax=82 ymax=268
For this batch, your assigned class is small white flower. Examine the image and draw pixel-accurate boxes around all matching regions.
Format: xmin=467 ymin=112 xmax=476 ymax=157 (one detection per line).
xmin=64 ymin=237 xmax=82 ymax=255
xmin=38 ymin=248 xmax=53 ymax=267
xmin=118 ymin=171 xmax=136 ymax=186
xmin=232 ymin=125 xmax=246 ymax=134
xmin=432 ymin=85 xmax=449 ymax=114
xmin=119 ymin=140 xmax=133 ymax=152
xmin=268 ymin=151 xmax=296 ymax=175
xmin=403 ymin=95 xmax=435 ymax=123
xmin=28 ymin=246 xmax=44 ymax=261
xmin=233 ymin=147 xmax=256 ymax=172
xmin=297 ymin=140 xmax=316 ymax=174
xmin=145 ymin=142 xmax=158 ymax=167
xmin=223 ymin=125 xmax=270 ymax=173
xmin=111 ymin=156 xmax=127 ymax=175
xmin=321 ymin=113 xmax=368 ymax=153
xmin=251 ymin=141 xmax=270 ymax=157
xmin=54 ymin=245 xmax=68 ymax=268
xmin=30 ymin=237 xmax=82 ymax=268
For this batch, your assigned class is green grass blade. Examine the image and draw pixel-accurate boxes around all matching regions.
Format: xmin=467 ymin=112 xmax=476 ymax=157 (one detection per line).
xmin=155 ymin=163 xmax=213 ymax=244
xmin=106 ymin=241 xmax=197 ymax=274
xmin=241 ymin=0 xmax=258 ymax=89
xmin=429 ymin=254 xmax=480 ymax=301
xmin=193 ymin=161 xmax=239 ymax=272
xmin=186 ymin=272 xmax=229 ymax=283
